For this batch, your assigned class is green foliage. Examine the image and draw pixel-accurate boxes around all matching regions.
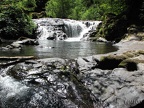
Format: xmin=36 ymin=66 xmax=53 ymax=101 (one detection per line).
xmin=81 ymin=6 xmax=99 ymax=20
xmin=2 ymin=0 xmax=127 ymax=20
xmin=22 ymin=0 xmax=37 ymax=12
xmin=0 ymin=5 xmax=36 ymax=39
xmin=68 ymin=0 xmax=85 ymax=20
xmin=45 ymin=0 xmax=127 ymax=20
xmin=46 ymin=0 xmax=73 ymax=18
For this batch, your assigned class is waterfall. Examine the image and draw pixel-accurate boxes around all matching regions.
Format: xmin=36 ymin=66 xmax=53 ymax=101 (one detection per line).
xmin=34 ymin=18 xmax=57 ymax=40
xmin=63 ymin=19 xmax=83 ymax=38
xmin=34 ymin=18 xmax=101 ymax=41
xmin=64 ymin=20 xmax=101 ymax=41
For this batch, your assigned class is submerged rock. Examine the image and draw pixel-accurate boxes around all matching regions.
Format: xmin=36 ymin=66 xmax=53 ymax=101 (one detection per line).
xmin=0 ymin=38 xmax=39 ymax=51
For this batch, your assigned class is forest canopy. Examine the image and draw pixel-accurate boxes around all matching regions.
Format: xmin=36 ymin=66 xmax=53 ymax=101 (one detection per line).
xmin=45 ymin=0 xmax=127 ymax=20
xmin=0 ymin=0 xmax=37 ymax=39
xmin=0 ymin=0 xmax=143 ymax=40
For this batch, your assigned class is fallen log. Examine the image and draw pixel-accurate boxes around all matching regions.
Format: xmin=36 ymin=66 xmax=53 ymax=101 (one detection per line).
xmin=0 ymin=56 xmax=36 ymax=60
xmin=0 ymin=56 xmax=36 ymax=67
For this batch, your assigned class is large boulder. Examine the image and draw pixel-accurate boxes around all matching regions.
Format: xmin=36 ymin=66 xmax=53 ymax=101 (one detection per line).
xmin=47 ymin=31 xmax=67 ymax=40
xmin=0 ymin=58 xmax=103 ymax=108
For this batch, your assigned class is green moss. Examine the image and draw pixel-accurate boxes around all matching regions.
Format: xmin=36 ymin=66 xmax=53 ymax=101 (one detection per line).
xmin=98 ymin=55 xmax=126 ymax=70
xmin=119 ymin=59 xmax=138 ymax=71
xmin=97 ymin=50 xmax=144 ymax=71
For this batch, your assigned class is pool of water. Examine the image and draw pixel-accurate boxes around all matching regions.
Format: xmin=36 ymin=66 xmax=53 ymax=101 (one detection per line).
xmin=0 ymin=40 xmax=118 ymax=59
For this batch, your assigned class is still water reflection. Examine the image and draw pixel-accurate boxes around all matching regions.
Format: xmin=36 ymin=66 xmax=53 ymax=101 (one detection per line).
xmin=0 ymin=40 xmax=118 ymax=59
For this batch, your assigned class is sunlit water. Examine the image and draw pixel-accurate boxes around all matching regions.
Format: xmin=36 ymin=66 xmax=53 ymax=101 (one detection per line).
xmin=0 ymin=40 xmax=117 ymax=59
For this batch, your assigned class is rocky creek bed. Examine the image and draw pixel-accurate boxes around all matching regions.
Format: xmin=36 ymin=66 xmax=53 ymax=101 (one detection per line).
xmin=0 ymin=40 xmax=144 ymax=108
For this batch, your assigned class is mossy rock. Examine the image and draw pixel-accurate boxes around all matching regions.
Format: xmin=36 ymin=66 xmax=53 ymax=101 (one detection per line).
xmin=89 ymin=37 xmax=98 ymax=41
xmin=95 ymin=13 xmax=128 ymax=42
xmin=123 ymin=50 xmax=144 ymax=58
xmin=97 ymin=55 xmax=126 ymax=70
xmin=119 ymin=59 xmax=138 ymax=71
xmin=97 ymin=50 xmax=144 ymax=70
xmin=137 ymin=50 xmax=144 ymax=55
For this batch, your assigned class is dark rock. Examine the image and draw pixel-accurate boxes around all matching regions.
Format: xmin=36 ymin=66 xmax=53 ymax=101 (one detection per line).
xmin=97 ymin=55 xmax=125 ymax=70
xmin=0 ymin=38 xmax=2 ymax=44
xmin=47 ymin=36 xmax=55 ymax=40
xmin=119 ymin=60 xmax=138 ymax=71
xmin=85 ymin=22 xmax=91 ymax=27
xmin=1 ymin=54 xmax=144 ymax=108
xmin=47 ymin=31 xmax=67 ymax=40
xmin=0 ymin=59 xmax=103 ymax=108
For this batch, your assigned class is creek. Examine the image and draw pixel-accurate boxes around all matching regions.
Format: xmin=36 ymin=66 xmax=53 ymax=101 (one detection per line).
xmin=0 ymin=18 xmax=117 ymax=59
xmin=0 ymin=18 xmax=120 ymax=108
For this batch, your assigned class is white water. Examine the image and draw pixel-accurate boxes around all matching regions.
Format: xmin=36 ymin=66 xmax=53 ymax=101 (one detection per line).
xmin=37 ymin=25 xmax=49 ymax=40
xmin=64 ymin=20 xmax=101 ymax=41
xmin=0 ymin=76 xmax=29 ymax=98
xmin=34 ymin=18 xmax=101 ymax=41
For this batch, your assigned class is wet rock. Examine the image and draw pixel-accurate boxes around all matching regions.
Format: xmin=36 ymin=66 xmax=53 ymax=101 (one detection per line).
xmin=34 ymin=18 xmax=100 ymax=41
xmin=51 ymin=31 xmax=67 ymax=40
xmin=97 ymin=37 xmax=108 ymax=43
xmin=0 ymin=39 xmax=39 ymax=51
xmin=76 ymin=56 xmax=97 ymax=71
xmin=1 ymin=43 xmax=22 ymax=51
xmin=47 ymin=36 xmax=55 ymax=40
xmin=14 ymin=38 xmax=39 ymax=45
xmin=1 ymin=54 xmax=144 ymax=108
xmin=0 ymin=60 xmax=103 ymax=108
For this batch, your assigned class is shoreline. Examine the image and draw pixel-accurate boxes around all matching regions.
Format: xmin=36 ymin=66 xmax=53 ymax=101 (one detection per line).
xmin=1 ymin=40 xmax=144 ymax=108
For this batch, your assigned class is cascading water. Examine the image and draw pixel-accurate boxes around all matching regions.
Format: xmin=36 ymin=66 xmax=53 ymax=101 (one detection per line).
xmin=34 ymin=18 xmax=101 ymax=41
xmin=64 ymin=20 xmax=101 ymax=41
xmin=34 ymin=18 xmax=61 ymax=40
xmin=63 ymin=19 xmax=83 ymax=38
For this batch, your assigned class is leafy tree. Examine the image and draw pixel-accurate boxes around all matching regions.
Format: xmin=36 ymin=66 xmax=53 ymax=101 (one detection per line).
xmin=0 ymin=3 xmax=36 ymax=39
xmin=46 ymin=0 xmax=73 ymax=18
xmin=22 ymin=0 xmax=37 ymax=12
xmin=68 ymin=0 xmax=86 ymax=20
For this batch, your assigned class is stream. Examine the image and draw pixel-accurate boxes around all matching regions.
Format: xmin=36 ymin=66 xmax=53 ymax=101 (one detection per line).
xmin=0 ymin=18 xmax=120 ymax=108
xmin=0 ymin=18 xmax=117 ymax=59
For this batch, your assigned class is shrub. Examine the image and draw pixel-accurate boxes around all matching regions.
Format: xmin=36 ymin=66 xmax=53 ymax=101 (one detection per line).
xmin=0 ymin=5 xmax=37 ymax=39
